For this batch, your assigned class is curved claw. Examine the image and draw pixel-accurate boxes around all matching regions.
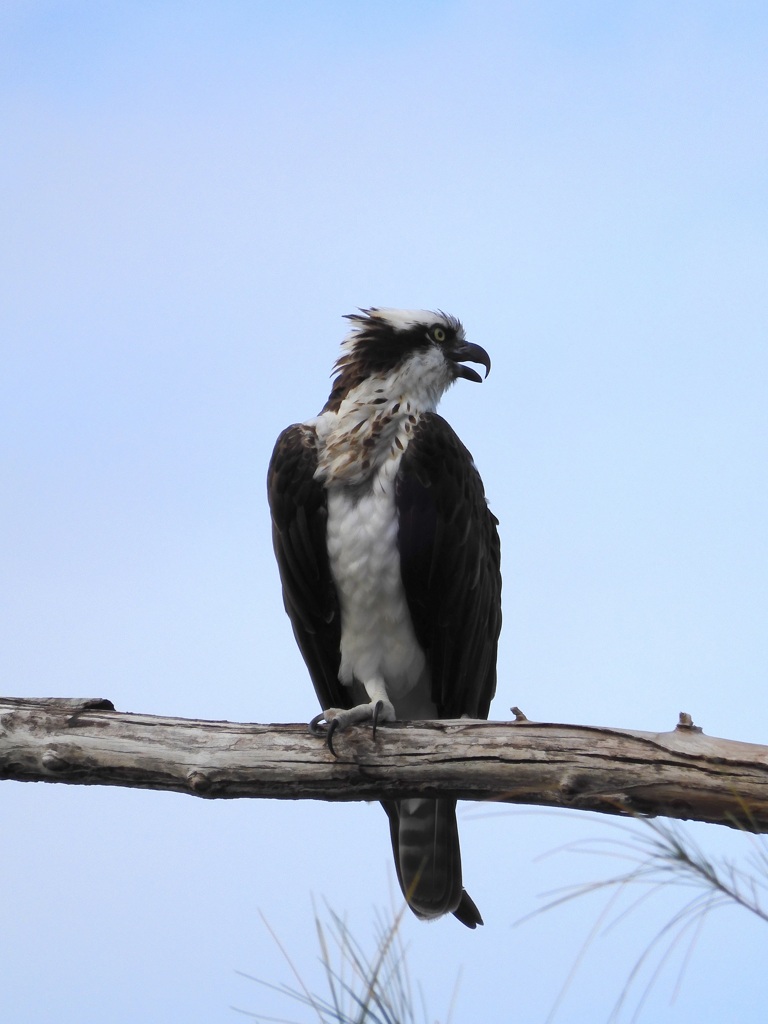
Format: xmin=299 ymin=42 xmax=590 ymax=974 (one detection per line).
xmin=325 ymin=718 xmax=340 ymax=758
xmin=308 ymin=712 xmax=340 ymax=757
xmin=309 ymin=712 xmax=328 ymax=737
xmin=371 ymin=699 xmax=384 ymax=742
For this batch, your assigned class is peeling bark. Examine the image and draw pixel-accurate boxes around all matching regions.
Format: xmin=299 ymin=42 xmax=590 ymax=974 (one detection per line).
xmin=1 ymin=696 xmax=767 ymax=831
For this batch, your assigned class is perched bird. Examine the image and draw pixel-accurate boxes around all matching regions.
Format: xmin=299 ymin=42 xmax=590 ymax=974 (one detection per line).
xmin=267 ymin=308 xmax=501 ymax=927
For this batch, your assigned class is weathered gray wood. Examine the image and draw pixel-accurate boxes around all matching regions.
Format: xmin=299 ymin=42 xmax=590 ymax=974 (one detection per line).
xmin=1 ymin=696 xmax=767 ymax=831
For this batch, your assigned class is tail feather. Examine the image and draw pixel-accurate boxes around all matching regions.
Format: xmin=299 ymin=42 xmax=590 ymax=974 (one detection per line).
xmin=382 ymin=798 xmax=482 ymax=928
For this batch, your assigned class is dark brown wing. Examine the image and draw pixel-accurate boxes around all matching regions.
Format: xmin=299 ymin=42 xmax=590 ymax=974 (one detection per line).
xmin=395 ymin=413 xmax=501 ymax=719
xmin=267 ymin=423 xmax=346 ymax=711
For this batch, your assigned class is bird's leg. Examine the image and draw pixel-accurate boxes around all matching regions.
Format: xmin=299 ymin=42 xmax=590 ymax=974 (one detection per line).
xmin=309 ymin=677 xmax=395 ymax=756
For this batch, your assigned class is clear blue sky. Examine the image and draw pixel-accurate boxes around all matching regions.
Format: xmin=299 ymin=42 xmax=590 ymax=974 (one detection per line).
xmin=2 ymin=2 xmax=767 ymax=1021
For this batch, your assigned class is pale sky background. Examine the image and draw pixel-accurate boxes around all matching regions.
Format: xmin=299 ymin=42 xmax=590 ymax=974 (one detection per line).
xmin=2 ymin=2 xmax=767 ymax=1021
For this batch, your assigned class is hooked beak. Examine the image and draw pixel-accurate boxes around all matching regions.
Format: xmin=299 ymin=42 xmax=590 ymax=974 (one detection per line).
xmin=448 ymin=341 xmax=492 ymax=383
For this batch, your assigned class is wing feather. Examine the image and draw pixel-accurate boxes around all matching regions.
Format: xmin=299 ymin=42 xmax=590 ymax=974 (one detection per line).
xmin=267 ymin=424 xmax=346 ymax=711
xmin=396 ymin=413 xmax=501 ymax=719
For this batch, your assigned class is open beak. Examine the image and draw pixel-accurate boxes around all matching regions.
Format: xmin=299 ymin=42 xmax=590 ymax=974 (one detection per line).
xmin=448 ymin=341 xmax=492 ymax=383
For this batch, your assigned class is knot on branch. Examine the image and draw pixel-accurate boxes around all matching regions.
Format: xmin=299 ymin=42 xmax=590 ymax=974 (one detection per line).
xmin=42 ymin=749 xmax=72 ymax=773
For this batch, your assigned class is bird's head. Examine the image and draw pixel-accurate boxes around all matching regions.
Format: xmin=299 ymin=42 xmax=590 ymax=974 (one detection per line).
xmin=323 ymin=308 xmax=491 ymax=414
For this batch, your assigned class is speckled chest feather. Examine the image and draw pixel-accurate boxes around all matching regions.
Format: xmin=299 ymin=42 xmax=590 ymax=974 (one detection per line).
xmin=310 ymin=395 xmax=434 ymax=714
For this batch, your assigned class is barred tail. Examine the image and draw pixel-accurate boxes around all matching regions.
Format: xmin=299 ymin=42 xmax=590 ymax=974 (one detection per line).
xmin=382 ymin=798 xmax=483 ymax=928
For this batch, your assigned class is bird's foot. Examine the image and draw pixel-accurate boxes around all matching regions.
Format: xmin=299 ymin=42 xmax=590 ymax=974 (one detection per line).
xmin=309 ymin=699 xmax=396 ymax=756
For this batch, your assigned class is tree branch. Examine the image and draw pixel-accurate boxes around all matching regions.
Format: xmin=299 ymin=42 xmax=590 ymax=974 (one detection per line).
xmin=2 ymin=696 xmax=767 ymax=831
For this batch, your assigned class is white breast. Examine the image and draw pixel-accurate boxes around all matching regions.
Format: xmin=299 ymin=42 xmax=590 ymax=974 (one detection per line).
xmin=310 ymin=360 xmax=449 ymax=720
xmin=324 ymin=449 xmax=434 ymax=717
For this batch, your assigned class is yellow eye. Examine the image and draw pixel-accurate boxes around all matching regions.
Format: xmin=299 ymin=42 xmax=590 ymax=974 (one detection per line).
xmin=431 ymin=325 xmax=446 ymax=342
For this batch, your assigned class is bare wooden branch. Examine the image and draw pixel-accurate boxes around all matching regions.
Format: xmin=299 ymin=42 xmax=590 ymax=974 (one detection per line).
xmin=2 ymin=696 xmax=767 ymax=831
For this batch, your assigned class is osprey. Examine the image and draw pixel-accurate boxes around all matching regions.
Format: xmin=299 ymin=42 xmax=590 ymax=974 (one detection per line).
xmin=267 ymin=308 xmax=501 ymax=928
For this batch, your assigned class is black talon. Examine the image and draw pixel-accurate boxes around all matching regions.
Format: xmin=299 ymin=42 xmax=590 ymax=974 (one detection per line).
xmin=309 ymin=712 xmax=327 ymax=737
xmin=309 ymin=712 xmax=339 ymax=757
xmin=371 ymin=699 xmax=384 ymax=742
xmin=325 ymin=719 xmax=339 ymax=757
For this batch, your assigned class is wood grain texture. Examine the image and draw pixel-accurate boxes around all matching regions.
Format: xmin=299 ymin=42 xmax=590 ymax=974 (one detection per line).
xmin=1 ymin=697 xmax=767 ymax=831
